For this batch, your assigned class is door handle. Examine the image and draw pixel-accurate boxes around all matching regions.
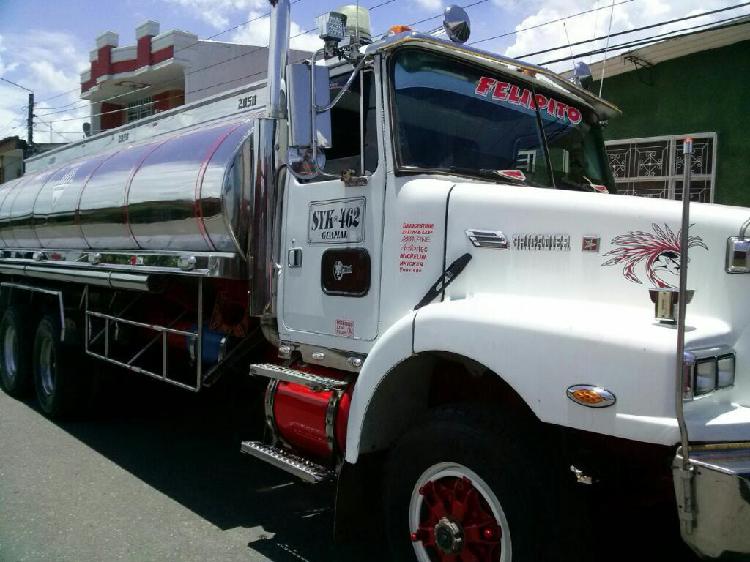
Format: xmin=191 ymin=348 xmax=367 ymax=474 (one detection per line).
xmin=288 ymin=247 xmax=303 ymax=268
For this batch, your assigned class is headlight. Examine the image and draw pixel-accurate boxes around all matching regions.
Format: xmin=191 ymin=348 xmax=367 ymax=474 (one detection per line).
xmin=717 ymin=354 xmax=736 ymax=388
xmin=695 ymin=358 xmax=717 ymax=396
xmin=684 ymin=348 xmax=735 ymax=400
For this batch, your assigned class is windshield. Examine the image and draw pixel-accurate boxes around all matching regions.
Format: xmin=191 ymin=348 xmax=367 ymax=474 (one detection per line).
xmin=391 ymin=48 xmax=613 ymax=192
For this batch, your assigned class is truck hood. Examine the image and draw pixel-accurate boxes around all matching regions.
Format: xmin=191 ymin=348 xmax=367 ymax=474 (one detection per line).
xmin=439 ymin=180 xmax=750 ymax=406
xmin=444 ymin=181 xmax=749 ymax=327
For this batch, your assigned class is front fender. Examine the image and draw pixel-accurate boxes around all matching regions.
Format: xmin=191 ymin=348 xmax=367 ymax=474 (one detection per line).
xmin=413 ymin=295 xmax=733 ymax=446
xmin=345 ymin=312 xmax=416 ymax=463
xmin=346 ymin=294 xmax=738 ymax=464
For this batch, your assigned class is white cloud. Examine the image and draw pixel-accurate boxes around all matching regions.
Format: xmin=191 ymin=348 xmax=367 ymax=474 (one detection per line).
xmin=414 ymin=0 xmax=443 ymax=11
xmin=229 ymin=10 xmax=322 ymax=52
xmin=0 ymin=30 xmax=88 ymax=143
xmin=162 ymin=0 xmax=266 ymax=29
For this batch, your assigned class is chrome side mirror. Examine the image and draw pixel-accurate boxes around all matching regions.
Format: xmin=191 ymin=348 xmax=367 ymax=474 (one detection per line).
xmin=443 ymin=5 xmax=470 ymax=44
xmin=286 ymin=62 xmax=332 ymax=178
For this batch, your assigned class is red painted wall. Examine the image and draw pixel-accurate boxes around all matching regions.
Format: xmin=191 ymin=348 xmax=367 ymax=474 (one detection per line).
xmin=100 ymin=102 xmax=124 ymax=130
xmin=82 ymin=43 xmax=174 ymax=94
xmin=153 ymin=90 xmax=184 ymax=113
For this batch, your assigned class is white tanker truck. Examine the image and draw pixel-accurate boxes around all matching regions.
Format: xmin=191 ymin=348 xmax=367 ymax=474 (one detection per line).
xmin=1 ymin=2 xmax=748 ymax=560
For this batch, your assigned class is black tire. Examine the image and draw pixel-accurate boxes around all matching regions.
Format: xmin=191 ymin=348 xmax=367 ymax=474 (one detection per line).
xmin=384 ymin=404 xmax=556 ymax=562
xmin=33 ymin=314 xmax=87 ymax=419
xmin=0 ymin=304 xmax=34 ymax=398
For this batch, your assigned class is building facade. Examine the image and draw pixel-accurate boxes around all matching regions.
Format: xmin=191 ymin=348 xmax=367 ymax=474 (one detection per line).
xmin=0 ymin=137 xmax=26 ymax=185
xmin=80 ymin=21 xmax=309 ymax=134
xmin=0 ymin=137 xmax=64 ymax=184
xmin=586 ymin=20 xmax=750 ymax=206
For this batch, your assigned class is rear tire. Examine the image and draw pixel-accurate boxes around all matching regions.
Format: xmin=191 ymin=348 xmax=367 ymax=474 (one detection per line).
xmin=384 ymin=405 xmax=555 ymax=562
xmin=0 ymin=304 xmax=34 ymax=398
xmin=33 ymin=314 xmax=86 ymax=419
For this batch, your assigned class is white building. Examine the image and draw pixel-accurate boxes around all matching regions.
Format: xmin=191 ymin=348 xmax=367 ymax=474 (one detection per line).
xmin=80 ymin=21 xmax=310 ymax=134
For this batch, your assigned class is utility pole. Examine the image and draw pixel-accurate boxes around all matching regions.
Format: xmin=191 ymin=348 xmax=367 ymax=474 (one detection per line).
xmin=26 ymin=92 xmax=34 ymax=153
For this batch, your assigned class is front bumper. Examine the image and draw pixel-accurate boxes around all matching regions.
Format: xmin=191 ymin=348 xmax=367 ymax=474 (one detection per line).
xmin=673 ymin=443 xmax=750 ymax=560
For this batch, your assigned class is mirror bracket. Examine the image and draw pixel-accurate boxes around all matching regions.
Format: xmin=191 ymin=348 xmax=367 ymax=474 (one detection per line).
xmin=342 ymin=169 xmax=368 ymax=187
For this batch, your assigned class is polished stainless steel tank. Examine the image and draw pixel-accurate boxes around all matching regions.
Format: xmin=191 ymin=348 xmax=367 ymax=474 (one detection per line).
xmin=0 ymin=119 xmax=253 ymax=254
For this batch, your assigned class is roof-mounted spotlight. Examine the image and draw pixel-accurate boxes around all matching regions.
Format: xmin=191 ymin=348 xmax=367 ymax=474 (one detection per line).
xmin=443 ymin=5 xmax=470 ymax=44
xmin=317 ymin=11 xmax=347 ymax=57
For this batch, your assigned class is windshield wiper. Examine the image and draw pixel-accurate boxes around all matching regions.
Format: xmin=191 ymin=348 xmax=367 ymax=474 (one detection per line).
xmin=529 ymin=82 xmax=556 ymax=189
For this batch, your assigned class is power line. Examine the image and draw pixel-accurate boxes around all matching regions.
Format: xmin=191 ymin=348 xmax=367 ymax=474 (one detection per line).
xmin=38 ymin=0 xmax=402 ymax=122
xmin=413 ymin=0 xmax=489 ymax=33
xmin=598 ymin=0 xmax=617 ymax=96
xmin=36 ymin=25 xmax=313 ymax=120
xmin=40 ymin=92 xmax=186 ymax=123
xmin=1 ymin=77 xmax=33 ymax=92
xmin=40 ymin=48 xmax=315 ymax=126
xmin=539 ymin=14 xmax=750 ymax=65
xmin=34 ymin=0 xmax=309 ymax=106
xmin=468 ymin=0 xmax=635 ymax=47
xmin=33 ymin=115 xmax=78 ymax=142
xmin=516 ymin=0 xmax=750 ymax=60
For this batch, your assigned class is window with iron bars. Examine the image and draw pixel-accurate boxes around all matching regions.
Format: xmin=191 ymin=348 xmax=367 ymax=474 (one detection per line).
xmin=126 ymin=96 xmax=154 ymax=124
xmin=605 ymin=133 xmax=717 ymax=202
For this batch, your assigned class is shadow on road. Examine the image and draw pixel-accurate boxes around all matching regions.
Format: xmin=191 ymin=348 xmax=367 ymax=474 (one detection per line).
xmin=31 ymin=370 xmax=380 ymax=562
xmin=22 ymin=366 xmax=701 ymax=562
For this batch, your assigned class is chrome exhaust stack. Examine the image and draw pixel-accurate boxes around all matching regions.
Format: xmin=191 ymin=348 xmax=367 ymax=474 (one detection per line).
xmin=249 ymin=0 xmax=290 ymax=317
xmin=266 ymin=0 xmax=290 ymax=120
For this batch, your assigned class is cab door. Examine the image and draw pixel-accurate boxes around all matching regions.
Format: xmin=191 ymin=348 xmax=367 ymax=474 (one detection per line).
xmin=280 ymin=69 xmax=383 ymax=346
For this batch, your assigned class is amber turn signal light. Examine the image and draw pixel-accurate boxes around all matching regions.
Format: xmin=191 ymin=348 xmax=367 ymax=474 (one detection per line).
xmin=566 ymin=385 xmax=616 ymax=408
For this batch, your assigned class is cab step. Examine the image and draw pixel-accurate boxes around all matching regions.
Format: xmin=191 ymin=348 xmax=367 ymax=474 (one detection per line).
xmin=249 ymin=363 xmax=348 ymax=391
xmin=240 ymin=441 xmax=333 ymax=483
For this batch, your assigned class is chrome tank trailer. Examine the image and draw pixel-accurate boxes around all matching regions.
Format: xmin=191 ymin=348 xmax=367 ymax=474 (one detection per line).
xmin=0 ymin=119 xmax=253 ymax=255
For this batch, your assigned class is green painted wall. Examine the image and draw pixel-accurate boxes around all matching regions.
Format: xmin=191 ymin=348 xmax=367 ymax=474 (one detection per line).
xmin=595 ymin=39 xmax=750 ymax=206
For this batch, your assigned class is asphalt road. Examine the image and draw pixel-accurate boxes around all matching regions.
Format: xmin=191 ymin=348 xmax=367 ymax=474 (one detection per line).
xmin=0 ymin=373 xmax=381 ymax=562
xmin=0 ymin=369 xmax=702 ymax=562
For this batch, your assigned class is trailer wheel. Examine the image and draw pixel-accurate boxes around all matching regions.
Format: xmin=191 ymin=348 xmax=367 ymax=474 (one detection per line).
xmin=384 ymin=405 xmax=552 ymax=562
xmin=33 ymin=314 xmax=85 ymax=418
xmin=0 ymin=304 xmax=34 ymax=398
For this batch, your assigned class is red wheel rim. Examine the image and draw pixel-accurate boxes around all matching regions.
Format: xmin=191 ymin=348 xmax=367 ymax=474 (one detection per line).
xmin=410 ymin=473 xmax=503 ymax=562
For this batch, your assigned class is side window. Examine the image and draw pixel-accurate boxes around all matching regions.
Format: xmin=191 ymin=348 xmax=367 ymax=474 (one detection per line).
xmin=322 ymin=70 xmax=378 ymax=177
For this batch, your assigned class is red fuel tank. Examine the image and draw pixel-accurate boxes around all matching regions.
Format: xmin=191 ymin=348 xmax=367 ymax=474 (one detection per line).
xmin=269 ymin=370 xmax=352 ymax=460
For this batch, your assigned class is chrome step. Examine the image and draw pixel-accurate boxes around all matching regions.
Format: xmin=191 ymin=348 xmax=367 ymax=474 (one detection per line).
xmin=240 ymin=441 xmax=333 ymax=483
xmin=249 ymin=363 xmax=348 ymax=391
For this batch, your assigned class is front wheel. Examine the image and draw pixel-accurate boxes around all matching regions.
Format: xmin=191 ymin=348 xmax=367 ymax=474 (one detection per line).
xmin=384 ymin=405 xmax=553 ymax=562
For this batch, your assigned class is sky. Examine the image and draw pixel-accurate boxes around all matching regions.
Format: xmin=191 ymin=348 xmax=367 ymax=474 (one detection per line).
xmin=0 ymin=0 xmax=747 ymax=143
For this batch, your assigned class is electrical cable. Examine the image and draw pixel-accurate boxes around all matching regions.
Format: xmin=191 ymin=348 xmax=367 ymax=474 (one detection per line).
xmin=34 ymin=2 xmax=305 ymax=106
xmin=539 ymin=14 xmax=750 ymax=65
xmin=38 ymin=53 xmax=313 ymax=125
xmin=1 ymin=77 xmax=33 ymax=92
xmin=468 ymin=0 xmax=635 ymax=46
xmin=37 ymin=0 xmax=401 ymax=124
xmin=599 ymin=0 xmax=617 ymax=96
xmin=516 ymin=0 xmax=750 ymax=60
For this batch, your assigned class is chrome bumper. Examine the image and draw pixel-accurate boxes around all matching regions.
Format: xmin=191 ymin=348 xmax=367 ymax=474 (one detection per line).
xmin=673 ymin=443 xmax=750 ymax=559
